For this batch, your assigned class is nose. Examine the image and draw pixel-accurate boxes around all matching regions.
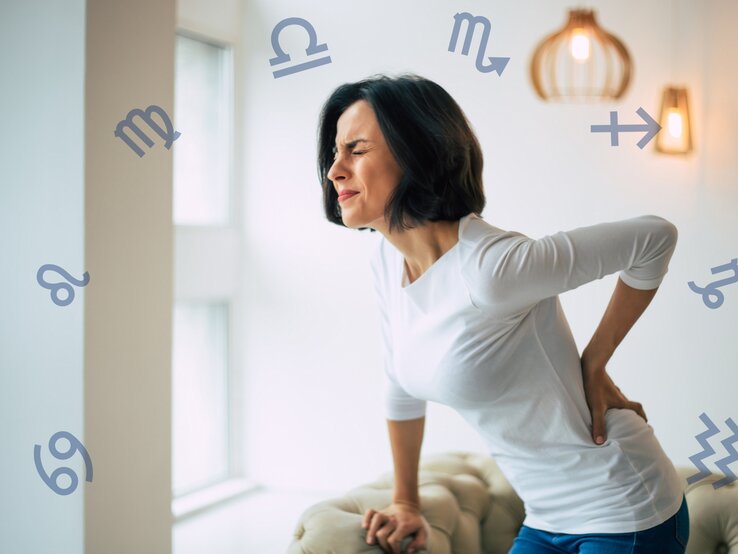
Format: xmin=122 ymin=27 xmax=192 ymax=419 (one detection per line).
xmin=327 ymin=153 xmax=347 ymax=185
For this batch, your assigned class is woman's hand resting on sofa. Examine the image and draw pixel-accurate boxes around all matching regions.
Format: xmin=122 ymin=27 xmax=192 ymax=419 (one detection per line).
xmin=362 ymin=502 xmax=431 ymax=554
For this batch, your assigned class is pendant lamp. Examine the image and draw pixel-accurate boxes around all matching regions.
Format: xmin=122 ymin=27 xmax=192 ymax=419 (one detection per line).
xmin=530 ymin=8 xmax=632 ymax=102
xmin=654 ymin=0 xmax=694 ymax=155
xmin=654 ymin=86 xmax=692 ymax=154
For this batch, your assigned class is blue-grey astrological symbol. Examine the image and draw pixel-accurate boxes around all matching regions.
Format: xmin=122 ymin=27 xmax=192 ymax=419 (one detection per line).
xmin=687 ymin=258 xmax=738 ymax=309
xmin=448 ymin=11 xmax=510 ymax=76
xmin=114 ymin=104 xmax=181 ymax=157
xmin=590 ymin=107 xmax=661 ymax=148
xmin=269 ymin=17 xmax=331 ymax=79
xmin=687 ymin=413 xmax=738 ymax=489
xmin=34 ymin=431 xmax=93 ymax=496
xmin=36 ymin=263 xmax=90 ymax=307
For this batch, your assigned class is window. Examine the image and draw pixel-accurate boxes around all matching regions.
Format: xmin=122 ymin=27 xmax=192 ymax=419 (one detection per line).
xmin=172 ymin=302 xmax=230 ymax=496
xmin=173 ymin=32 xmax=233 ymax=226
xmin=171 ymin=30 xmax=251 ymax=517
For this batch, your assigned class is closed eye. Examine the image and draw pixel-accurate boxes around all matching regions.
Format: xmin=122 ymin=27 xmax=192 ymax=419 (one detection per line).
xmin=333 ymin=150 xmax=366 ymax=160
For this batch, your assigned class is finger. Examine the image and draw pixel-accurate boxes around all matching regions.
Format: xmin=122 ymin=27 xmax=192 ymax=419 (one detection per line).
xmin=630 ymin=401 xmax=647 ymax=422
xmin=406 ymin=523 xmax=428 ymax=553
xmin=376 ymin=518 xmax=398 ymax=552
xmin=592 ymin=408 xmax=606 ymax=444
xmin=366 ymin=513 xmax=387 ymax=545
xmin=385 ymin=521 xmax=407 ymax=554
xmin=362 ymin=508 xmax=375 ymax=528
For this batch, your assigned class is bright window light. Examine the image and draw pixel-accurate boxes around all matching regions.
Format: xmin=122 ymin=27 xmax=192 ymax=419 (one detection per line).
xmin=173 ymin=33 xmax=232 ymax=226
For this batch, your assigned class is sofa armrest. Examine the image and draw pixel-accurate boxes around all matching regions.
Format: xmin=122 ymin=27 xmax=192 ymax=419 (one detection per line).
xmin=288 ymin=451 xmax=521 ymax=554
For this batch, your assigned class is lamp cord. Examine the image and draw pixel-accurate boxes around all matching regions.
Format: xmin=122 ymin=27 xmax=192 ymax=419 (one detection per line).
xmin=669 ymin=0 xmax=675 ymax=83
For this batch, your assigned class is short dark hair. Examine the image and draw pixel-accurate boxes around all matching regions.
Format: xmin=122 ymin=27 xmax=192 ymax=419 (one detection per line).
xmin=316 ymin=73 xmax=486 ymax=233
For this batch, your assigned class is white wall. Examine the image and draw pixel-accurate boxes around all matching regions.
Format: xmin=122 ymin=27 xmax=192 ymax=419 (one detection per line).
xmin=0 ymin=2 xmax=86 ymax=552
xmin=238 ymin=0 xmax=738 ymax=496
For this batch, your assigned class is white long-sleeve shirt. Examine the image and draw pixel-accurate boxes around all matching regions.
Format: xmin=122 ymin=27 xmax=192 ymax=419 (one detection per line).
xmin=369 ymin=212 xmax=685 ymax=534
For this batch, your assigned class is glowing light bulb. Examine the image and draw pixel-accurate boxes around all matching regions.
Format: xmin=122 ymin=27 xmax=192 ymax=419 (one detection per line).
xmin=570 ymin=28 xmax=590 ymax=61
xmin=656 ymin=86 xmax=693 ymax=154
xmin=667 ymin=109 xmax=683 ymax=139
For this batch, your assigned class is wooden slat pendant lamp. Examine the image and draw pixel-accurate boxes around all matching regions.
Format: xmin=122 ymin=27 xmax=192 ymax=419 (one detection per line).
xmin=530 ymin=8 xmax=633 ymax=102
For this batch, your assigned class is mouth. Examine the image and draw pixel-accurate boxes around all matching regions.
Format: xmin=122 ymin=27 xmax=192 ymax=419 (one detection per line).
xmin=338 ymin=192 xmax=359 ymax=203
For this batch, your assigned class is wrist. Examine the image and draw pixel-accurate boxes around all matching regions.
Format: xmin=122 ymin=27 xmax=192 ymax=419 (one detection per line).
xmin=392 ymin=498 xmax=421 ymax=510
xmin=581 ymin=346 xmax=610 ymax=370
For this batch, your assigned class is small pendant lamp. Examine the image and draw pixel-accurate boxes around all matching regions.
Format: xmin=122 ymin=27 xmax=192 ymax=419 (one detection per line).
xmin=530 ymin=8 xmax=632 ymax=102
xmin=654 ymin=0 xmax=694 ymax=155
xmin=654 ymin=86 xmax=693 ymax=154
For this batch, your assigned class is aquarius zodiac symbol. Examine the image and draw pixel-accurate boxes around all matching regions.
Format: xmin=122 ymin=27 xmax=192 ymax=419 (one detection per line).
xmin=36 ymin=263 xmax=90 ymax=306
xmin=687 ymin=413 xmax=738 ymax=490
xmin=269 ymin=17 xmax=332 ymax=79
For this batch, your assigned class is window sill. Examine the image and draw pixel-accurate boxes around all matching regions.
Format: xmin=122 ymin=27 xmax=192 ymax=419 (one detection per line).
xmin=172 ymin=478 xmax=262 ymax=522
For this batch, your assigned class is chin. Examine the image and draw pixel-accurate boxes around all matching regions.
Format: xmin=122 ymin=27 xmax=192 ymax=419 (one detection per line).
xmin=341 ymin=215 xmax=359 ymax=229
xmin=340 ymin=209 xmax=377 ymax=230
xmin=339 ymin=209 xmax=358 ymax=225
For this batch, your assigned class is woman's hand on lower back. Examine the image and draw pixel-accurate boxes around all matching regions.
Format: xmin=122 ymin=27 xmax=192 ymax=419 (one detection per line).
xmin=581 ymin=358 xmax=648 ymax=445
xmin=362 ymin=502 xmax=431 ymax=553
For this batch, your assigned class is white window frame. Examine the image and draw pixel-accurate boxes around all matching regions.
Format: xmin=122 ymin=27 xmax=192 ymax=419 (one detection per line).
xmin=171 ymin=26 xmax=257 ymax=521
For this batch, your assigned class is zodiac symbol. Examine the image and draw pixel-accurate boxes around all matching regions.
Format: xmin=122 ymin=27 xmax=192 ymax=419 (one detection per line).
xmin=590 ymin=107 xmax=662 ymax=149
xmin=34 ymin=431 xmax=93 ymax=496
xmin=687 ymin=413 xmax=738 ymax=489
xmin=687 ymin=257 xmax=738 ymax=309
xmin=114 ymin=104 xmax=181 ymax=157
xmin=448 ymin=12 xmax=510 ymax=75
xmin=269 ymin=17 xmax=332 ymax=78
xmin=36 ymin=264 xmax=90 ymax=306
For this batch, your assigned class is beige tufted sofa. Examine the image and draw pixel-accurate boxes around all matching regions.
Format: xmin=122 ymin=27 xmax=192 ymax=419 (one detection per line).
xmin=288 ymin=451 xmax=738 ymax=554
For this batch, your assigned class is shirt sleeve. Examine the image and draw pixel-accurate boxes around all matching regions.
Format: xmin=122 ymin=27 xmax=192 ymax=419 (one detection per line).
xmin=465 ymin=214 xmax=679 ymax=317
xmin=370 ymin=241 xmax=427 ymax=421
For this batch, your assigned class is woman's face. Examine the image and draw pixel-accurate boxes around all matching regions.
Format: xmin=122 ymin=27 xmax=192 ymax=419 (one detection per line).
xmin=327 ymin=100 xmax=404 ymax=232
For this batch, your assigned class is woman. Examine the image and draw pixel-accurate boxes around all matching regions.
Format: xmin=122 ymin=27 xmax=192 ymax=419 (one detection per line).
xmin=316 ymin=73 xmax=689 ymax=554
